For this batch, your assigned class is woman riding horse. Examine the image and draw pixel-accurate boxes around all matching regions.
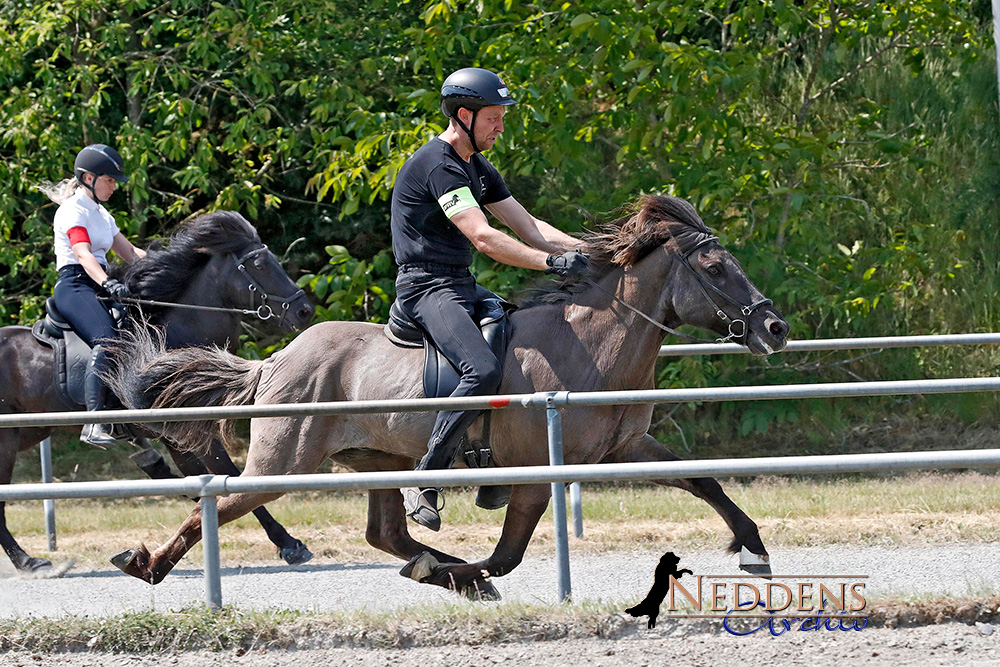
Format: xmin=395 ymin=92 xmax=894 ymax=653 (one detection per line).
xmin=41 ymin=144 xmax=146 ymax=447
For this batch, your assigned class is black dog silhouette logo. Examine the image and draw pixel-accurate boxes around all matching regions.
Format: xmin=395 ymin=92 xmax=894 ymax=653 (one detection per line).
xmin=625 ymin=551 xmax=693 ymax=629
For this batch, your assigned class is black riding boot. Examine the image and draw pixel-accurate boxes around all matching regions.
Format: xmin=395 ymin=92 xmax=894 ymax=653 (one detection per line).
xmin=403 ymin=410 xmax=482 ymax=531
xmin=80 ymin=345 xmax=117 ymax=448
xmin=129 ymin=441 xmax=178 ymax=480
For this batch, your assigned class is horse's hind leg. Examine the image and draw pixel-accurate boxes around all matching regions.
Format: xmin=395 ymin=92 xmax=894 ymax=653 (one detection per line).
xmin=0 ymin=431 xmax=52 ymax=572
xmin=160 ymin=437 xmax=313 ymax=565
xmin=111 ymin=489 xmax=283 ymax=584
xmin=609 ymin=433 xmax=771 ymax=576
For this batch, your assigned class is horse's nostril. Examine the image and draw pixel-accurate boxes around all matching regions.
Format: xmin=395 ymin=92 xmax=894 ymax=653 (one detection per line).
xmin=769 ymin=320 xmax=788 ymax=338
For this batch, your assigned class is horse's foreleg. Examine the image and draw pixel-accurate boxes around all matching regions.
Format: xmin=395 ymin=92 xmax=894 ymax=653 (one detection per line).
xmin=416 ymin=483 xmax=550 ymax=599
xmin=366 ymin=488 xmax=465 ymax=565
xmin=610 ymin=433 xmax=770 ymax=576
xmin=111 ymin=490 xmax=282 ymax=584
xmin=350 ymin=451 xmax=467 ymax=565
xmin=0 ymin=434 xmax=52 ymax=572
xmin=162 ymin=437 xmax=312 ymax=565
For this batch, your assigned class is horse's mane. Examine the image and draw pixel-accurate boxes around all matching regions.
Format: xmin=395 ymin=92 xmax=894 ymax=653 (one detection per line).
xmin=520 ymin=195 xmax=713 ymax=308
xmin=110 ymin=211 xmax=260 ymax=304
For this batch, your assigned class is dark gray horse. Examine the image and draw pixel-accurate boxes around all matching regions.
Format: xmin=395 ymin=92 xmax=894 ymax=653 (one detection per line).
xmin=0 ymin=211 xmax=314 ymax=573
xmin=105 ymin=196 xmax=788 ymax=597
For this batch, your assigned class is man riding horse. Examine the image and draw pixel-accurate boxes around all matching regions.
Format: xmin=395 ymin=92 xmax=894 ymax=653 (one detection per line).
xmin=391 ymin=67 xmax=589 ymax=530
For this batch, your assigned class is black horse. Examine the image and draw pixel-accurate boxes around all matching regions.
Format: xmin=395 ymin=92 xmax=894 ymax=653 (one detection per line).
xmin=0 ymin=211 xmax=314 ymax=573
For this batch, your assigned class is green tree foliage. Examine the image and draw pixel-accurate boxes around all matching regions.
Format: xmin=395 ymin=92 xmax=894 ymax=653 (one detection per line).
xmin=1 ymin=1 xmax=998 ymax=437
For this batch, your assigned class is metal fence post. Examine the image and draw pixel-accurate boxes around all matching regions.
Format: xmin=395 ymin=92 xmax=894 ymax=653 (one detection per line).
xmin=570 ymin=482 xmax=583 ymax=538
xmin=545 ymin=392 xmax=572 ymax=602
xmin=198 ymin=475 xmax=223 ymax=608
xmin=39 ymin=438 xmax=57 ymax=551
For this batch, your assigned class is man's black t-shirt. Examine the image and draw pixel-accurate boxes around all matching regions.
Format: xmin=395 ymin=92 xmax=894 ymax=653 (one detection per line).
xmin=391 ymin=137 xmax=511 ymax=267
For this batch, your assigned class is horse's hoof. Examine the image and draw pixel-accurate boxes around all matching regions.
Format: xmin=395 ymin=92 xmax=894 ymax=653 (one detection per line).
xmin=24 ymin=557 xmax=53 ymax=573
xmin=280 ymin=542 xmax=313 ymax=566
xmin=464 ymin=578 xmax=502 ymax=602
xmin=110 ymin=544 xmax=153 ymax=583
xmin=739 ymin=546 xmax=772 ymax=579
xmin=400 ymin=551 xmax=439 ymax=582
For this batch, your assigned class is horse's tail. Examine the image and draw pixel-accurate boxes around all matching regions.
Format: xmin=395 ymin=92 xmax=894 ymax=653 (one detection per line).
xmin=101 ymin=324 xmax=263 ymax=453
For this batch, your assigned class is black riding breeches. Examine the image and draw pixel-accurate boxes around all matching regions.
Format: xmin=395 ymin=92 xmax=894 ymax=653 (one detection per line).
xmin=395 ymin=264 xmax=502 ymax=471
xmin=52 ymin=266 xmax=116 ymax=347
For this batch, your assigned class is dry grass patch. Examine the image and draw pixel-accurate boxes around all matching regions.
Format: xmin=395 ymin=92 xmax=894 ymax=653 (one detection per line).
xmin=2 ymin=596 xmax=1000 ymax=653
xmin=4 ymin=471 xmax=999 ymax=570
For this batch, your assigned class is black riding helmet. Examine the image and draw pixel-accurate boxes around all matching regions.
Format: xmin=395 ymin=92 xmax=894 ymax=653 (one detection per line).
xmin=74 ymin=144 xmax=128 ymax=186
xmin=440 ymin=68 xmax=516 ymax=153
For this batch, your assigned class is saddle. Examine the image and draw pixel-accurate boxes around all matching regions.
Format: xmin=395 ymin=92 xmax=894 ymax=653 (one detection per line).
xmin=31 ymin=297 xmax=124 ymax=412
xmin=383 ymin=285 xmax=515 ymax=469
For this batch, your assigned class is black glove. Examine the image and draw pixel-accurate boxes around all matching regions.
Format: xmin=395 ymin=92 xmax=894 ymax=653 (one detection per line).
xmin=545 ymin=250 xmax=590 ymax=279
xmin=101 ymin=278 xmax=131 ymax=301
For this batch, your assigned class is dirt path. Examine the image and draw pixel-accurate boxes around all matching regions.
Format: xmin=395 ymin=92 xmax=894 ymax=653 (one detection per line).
xmin=4 ymin=623 xmax=1000 ymax=667
xmin=3 ymin=544 xmax=1000 ymax=617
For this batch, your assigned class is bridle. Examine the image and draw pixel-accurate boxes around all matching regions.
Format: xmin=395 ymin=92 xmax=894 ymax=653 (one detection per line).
xmin=588 ymin=234 xmax=772 ymax=345
xmin=231 ymin=244 xmax=306 ymax=327
xmin=101 ymin=243 xmax=305 ymax=325
xmin=675 ymin=235 xmax=773 ymax=343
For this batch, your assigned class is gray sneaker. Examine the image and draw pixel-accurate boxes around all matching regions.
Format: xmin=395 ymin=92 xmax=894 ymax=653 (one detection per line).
xmin=402 ymin=487 xmax=444 ymax=532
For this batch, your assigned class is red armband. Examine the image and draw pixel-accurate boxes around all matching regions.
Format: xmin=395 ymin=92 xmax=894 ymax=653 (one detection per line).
xmin=67 ymin=226 xmax=91 ymax=246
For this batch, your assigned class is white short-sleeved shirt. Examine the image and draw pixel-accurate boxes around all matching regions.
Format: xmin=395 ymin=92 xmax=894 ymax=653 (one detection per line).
xmin=53 ymin=189 xmax=120 ymax=269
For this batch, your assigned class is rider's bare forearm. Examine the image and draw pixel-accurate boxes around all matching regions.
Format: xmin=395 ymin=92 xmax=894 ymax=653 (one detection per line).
xmin=471 ymin=227 xmax=550 ymax=271
xmin=532 ymin=219 xmax=580 ymax=252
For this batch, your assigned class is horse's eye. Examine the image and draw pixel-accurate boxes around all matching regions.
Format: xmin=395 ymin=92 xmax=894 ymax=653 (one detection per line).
xmin=706 ymin=265 xmax=722 ymax=277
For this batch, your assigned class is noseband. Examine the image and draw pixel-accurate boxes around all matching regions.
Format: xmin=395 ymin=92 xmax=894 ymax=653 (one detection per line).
xmin=678 ymin=235 xmax=772 ymax=344
xmin=232 ymin=244 xmax=306 ymax=326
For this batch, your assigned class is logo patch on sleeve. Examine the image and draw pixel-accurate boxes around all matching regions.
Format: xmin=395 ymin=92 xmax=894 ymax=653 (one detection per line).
xmin=438 ymin=186 xmax=478 ymax=218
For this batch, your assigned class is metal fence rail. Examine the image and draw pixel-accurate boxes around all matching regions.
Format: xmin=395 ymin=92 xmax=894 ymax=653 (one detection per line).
xmin=7 ymin=372 xmax=1000 ymax=607
xmin=5 ymin=449 xmax=1000 ymax=607
xmin=34 ymin=332 xmax=1000 ymax=549
xmin=659 ymin=332 xmax=1000 ymax=356
xmin=7 ymin=449 xmax=1000 ymax=501
xmin=7 ymin=376 xmax=1000 ymax=429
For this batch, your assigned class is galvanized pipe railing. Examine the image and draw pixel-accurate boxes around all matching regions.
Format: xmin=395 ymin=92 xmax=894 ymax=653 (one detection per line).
xmin=8 ymin=376 xmax=1000 ymax=430
xmin=10 ymin=374 xmax=1000 ymax=607
xmin=659 ymin=332 xmax=1000 ymax=356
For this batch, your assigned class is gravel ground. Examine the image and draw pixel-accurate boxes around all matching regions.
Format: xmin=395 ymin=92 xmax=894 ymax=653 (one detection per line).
xmin=3 ymin=544 xmax=999 ymax=665
xmin=3 ymin=623 xmax=1000 ymax=666
xmin=3 ymin=544 xmax=1000 ymax=617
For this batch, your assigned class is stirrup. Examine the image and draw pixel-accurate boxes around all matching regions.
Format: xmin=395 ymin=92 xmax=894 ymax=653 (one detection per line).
xmin=81 ymin=422 xmax=117 ymax=449
xmin=402 ymin=487 xmax=445 ymax=532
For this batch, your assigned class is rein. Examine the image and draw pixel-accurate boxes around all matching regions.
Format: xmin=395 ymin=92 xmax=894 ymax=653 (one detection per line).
xmin=587 ymin=235 xmax=772 ymax=345
xmin=99 ymin=244 xmax=304 ymax=324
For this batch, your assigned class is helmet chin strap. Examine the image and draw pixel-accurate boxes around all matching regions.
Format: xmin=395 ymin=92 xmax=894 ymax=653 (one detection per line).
xmin=453 ymin=108 xmax=481 ymax=153
xmin=78 ymin=172 xmax=107 ymax=203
